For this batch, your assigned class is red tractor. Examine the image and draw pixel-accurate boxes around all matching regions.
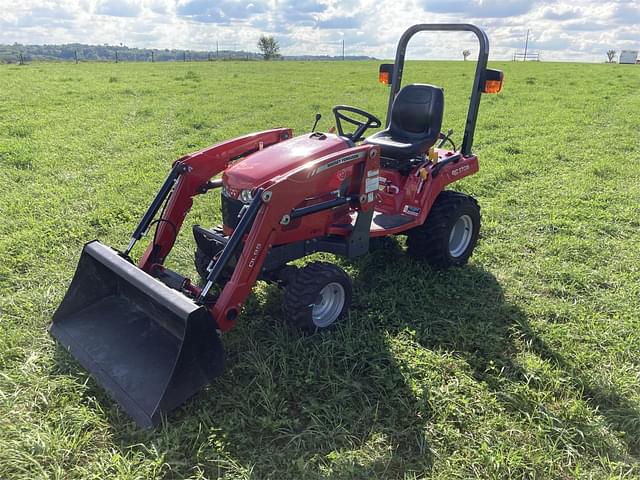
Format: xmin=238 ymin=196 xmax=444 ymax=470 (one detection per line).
xmin=51 ymin=24 xmax=503 ymax=427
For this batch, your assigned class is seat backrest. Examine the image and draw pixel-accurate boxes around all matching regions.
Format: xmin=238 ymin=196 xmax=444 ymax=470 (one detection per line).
xmin=389 ymin=84 xmax=444 ymax=140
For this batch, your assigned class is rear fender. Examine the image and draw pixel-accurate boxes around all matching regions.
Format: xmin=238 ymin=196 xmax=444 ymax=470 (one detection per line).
xmin=436 ymin=154 xmax=479 ymax=186
xmin=398 ymin=154 xmax=479 ymax=228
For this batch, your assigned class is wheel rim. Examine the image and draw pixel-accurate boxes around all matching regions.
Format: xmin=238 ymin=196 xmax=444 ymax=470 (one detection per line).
xmin=312 ymin=282 xmax=345 ymax=328
xmin=449 ymin=214 xmax=473 ymax=258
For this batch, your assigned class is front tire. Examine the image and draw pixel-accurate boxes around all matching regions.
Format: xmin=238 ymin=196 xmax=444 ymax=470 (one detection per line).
xmin=407 ymin=191 xmax=480 ymax=268
xmin=283 ymin=262 xmax=352 ymax=332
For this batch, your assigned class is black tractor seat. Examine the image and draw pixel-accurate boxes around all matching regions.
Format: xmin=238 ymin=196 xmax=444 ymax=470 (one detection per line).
xmin=365 ymin=83 xmax=444 ymax=162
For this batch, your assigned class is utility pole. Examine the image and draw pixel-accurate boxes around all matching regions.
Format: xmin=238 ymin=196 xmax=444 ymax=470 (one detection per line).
xmin=75 ymin=50 xmax=78 ymax=64
xmin=151 ymin=51 xmax=154 ymax=62
xmin=342 ymin=39 xmax=345 ymax=60
xmin=523 ymin=29 xmax=530 ymax=62
xmin=216 ymin=41 xmax=219 ymax=58
xmin=19 ymin=53 xmax=24 ymax=65
xmin=115 ymin=50 xmax=118 ymax=63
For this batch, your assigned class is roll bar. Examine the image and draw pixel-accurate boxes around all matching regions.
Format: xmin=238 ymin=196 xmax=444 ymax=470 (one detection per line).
xmin=386 ymin=24 xmax=490 ymax=157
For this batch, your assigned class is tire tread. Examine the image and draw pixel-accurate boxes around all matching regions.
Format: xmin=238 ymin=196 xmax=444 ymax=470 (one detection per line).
xmin=283 ymin=262 xmax=351 ymax=332
xmin=407 ymin=190 xmax=480 ymax=268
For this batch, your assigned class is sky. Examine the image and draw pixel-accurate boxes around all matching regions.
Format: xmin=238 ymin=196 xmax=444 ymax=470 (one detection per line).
xmin=0 ymin=0 xmax=638 ymax=62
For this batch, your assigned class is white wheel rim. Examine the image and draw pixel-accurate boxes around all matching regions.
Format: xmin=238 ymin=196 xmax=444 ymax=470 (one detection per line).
xmin=312 ymin=282 xmax=345 ymax=328
xmin=449 ymin=214 xmax=473 ymax=258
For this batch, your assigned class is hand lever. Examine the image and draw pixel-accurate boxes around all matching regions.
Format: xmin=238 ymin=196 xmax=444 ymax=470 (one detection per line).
xmin=311 ymin=113 xmax=322 ymax=132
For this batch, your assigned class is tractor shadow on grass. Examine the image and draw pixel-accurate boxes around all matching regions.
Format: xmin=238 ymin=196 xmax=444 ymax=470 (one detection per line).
xmin=156 ymin=238 xmax=638 ymax=477
xmin=50 ymin=279 xmax=435 ymax=478
xmin=350 ymin=238 xmax=640 ymax=461
xmin=49 ymin=237 xmax=638 ymax=477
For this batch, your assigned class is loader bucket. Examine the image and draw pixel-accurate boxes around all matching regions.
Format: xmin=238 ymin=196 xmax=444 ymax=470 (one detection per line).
xmin=50 ymin=241 xmax=225 ymax=427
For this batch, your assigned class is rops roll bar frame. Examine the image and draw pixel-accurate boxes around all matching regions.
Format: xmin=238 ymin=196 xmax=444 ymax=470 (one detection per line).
xmin=385 ymin=24 xmax=490 ymax=157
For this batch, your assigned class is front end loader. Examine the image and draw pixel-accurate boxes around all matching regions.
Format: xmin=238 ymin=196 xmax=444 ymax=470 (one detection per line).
xmin=51 ymin=24 xmax=503 ymax=427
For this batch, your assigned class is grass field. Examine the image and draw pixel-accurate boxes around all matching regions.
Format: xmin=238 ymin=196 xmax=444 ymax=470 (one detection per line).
xmin=1 ymin=59 xmax=639 ymax=479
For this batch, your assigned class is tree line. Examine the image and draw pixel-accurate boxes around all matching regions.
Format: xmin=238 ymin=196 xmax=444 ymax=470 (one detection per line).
xmin=1 ymin=39 xmax=375 ymax=64
xmin=0 ymin=43 xmax=261 ymax=63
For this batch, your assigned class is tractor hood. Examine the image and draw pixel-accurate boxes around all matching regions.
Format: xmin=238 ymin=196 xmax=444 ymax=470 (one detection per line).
xmin=222 ymin=133 xmax=350 ymax=193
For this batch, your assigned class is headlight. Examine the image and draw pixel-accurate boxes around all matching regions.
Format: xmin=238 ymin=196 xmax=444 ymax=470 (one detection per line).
xmin=239 ymin=189 xmax=253 ymax=204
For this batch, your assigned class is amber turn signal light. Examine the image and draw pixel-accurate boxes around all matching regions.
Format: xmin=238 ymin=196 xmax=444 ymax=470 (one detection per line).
xmin=483 ymin=69 xmax=504 ymax=94
xmin=378 ymin=63 xmax=393 ymax=86
xmin=484 ymin=79 xmax=502 ymax=93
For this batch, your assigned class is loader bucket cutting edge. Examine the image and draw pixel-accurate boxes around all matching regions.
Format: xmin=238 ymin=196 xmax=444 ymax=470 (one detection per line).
xmin=50 ymin=240 xmax=225 ymax=427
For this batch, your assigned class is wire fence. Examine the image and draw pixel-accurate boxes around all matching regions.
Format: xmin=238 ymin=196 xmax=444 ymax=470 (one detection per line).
xmin=0 ymin=37 xmax=381 ymax=65
xmin=0 ymin=49 xmax=263 ymax=64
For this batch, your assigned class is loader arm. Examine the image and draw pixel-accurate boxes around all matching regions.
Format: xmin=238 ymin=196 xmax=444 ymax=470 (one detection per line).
xmin=209 ymin=143 xmax=380 ymax=331
xmin=136 ymin=128 xmax=292 ymax=271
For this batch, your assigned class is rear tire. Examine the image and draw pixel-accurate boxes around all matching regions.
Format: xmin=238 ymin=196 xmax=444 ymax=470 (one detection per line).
xmin=283 ymin=262 xmax=352 ymax=332
xmin=407 ymin=190 xmax=480 ymax=268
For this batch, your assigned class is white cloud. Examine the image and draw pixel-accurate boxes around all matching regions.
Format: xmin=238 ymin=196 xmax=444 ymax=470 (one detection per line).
xmin=95 ymin=0 xmax=141 ymax=17
xmin=423 ymin=0 xmax=536 ymax=18
xmin=0 ymin=0 xmax=637 ymax=61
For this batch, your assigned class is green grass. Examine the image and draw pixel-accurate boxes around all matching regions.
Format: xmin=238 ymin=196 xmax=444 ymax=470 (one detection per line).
xmin=1 ymin=59 xmax=639 ymax=479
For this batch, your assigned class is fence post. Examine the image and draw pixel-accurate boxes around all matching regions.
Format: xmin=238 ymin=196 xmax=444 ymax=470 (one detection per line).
xmin=151 ymin=51 xmax=154 ymax=62
xmin=115 ymin=50 xmax=118 ymax=63
xmin=75 ymin=50 xmax=78 ymax=64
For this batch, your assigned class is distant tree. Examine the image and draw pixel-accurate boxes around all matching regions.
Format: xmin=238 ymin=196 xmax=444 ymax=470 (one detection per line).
xmin=462 ymin=49 xmax=471 ymax=61
xmin=606 ymin=49 xmax=617 ymax=63
xmin=257 ymin=35 xmax=280 ymax=60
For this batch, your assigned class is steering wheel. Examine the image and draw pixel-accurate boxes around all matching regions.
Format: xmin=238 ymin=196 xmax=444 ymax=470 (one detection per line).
xmin=332 ymin=105 xmax=381 ymax=142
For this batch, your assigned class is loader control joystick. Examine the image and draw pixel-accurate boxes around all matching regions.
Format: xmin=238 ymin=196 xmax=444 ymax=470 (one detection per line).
xmin=332 ymin=105 xmax=381 ymax=142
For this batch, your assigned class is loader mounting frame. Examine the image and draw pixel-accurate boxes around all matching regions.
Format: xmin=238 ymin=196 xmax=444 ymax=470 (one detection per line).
xmin=127 ymin=129 xmax=380 ymax=331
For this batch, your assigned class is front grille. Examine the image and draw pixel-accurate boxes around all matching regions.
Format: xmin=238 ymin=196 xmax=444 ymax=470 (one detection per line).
xmin=221 ymin=192 xmax=244 ymax=229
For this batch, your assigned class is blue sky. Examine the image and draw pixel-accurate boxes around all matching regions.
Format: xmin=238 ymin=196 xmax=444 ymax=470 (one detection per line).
xmin=0 ymin=0 xmax=638 ymax=61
